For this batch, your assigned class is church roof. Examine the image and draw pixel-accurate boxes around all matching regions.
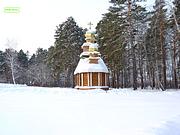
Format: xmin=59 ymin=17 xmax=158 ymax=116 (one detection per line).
xmin=82 ymin=42 xmax=91 ymax=47
xmin=74 ymin=58 xmax=109 ymax=75
xmin=89 ymin=43 xmax=99 ymax=48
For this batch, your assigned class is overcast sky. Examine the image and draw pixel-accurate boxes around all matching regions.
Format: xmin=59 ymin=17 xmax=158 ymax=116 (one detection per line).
xmin=0 ymin=0 xmax=155 ymax=54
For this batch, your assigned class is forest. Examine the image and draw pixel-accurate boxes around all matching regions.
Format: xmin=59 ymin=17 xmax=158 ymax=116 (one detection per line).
xmin=0 ymin=0 xmax=179 ymax=90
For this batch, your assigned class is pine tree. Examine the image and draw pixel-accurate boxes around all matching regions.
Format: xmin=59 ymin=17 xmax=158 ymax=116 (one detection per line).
xmin=96 ymin=7 xmax=126 ymax=88
xmin=97 ymin=0 xmax=148 ymax=89
xmin=47 ymin=17 xmax=85 ymax=87
xmin=152 ymin=0 xmax=167 ymax=90
xmin=145 ymin=26 xmax=156 ymax=89
xmin=18 ymin=50 xmax=28 ymax=68
xmin=168 ymin=0 xmax=180 ymax=88
xmin=133 ymin=5 xmax=149 ymax=89
xmin=173 ymin=0 xmax=180 ymax=88
xmin=16 ymin=49 xmax=29 ymax=84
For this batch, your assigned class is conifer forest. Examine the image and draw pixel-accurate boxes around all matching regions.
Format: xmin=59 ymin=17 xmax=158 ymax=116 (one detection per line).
xmin=0 ymin=0 xmax=179 ymax=90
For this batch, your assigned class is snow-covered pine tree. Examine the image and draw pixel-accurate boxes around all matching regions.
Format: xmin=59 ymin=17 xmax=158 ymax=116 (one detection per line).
xmin=16 ymin=49 xmax=29 ymax=84
xmin=47 ymin=17 xmax=85 ymax=87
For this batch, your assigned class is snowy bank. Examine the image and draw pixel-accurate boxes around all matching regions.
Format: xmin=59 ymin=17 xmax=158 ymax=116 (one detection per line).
xmin=0 ymin=83 xmax=180 ymax=135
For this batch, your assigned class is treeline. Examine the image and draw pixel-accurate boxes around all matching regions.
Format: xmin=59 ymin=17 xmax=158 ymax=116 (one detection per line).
xmin=0 ymin=0 xmax=179 ymax=89
xmin=0 ymin=46 xmax=53 ymax=86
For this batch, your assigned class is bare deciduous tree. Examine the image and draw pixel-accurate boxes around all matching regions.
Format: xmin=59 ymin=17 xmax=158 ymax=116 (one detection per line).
xmin=4 ymin=40 xmax=19 ymax=84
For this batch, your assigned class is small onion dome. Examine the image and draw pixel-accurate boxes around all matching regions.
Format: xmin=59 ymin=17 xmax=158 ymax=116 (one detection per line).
xmin=85 ymin=37 xmax=96 ymax=42
xmin=89 ymin=43 xmax=99 ymax=52
xmin=85 ymin=31 xmax=96 ymax=42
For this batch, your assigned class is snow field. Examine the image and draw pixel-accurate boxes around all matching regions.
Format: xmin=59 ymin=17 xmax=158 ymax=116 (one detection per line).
xmin=0 ymin=83 xmax=180 ymax=135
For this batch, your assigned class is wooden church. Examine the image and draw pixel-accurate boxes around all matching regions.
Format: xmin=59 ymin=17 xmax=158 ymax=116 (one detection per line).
xmin=74 ymin=30 xmax=109 ymax=90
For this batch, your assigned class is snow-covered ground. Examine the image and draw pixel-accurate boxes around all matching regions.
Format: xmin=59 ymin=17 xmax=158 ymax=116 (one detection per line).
xmin=0 ymin=83 xmax=180 ymax=135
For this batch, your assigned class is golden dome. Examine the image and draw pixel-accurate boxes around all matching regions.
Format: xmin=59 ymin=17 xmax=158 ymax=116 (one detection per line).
xmin=85 ymin=31 xmax=96 ymax=43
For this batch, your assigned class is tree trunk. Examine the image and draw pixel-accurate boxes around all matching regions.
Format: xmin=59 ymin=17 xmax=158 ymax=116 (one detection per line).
xmin=139 ymin=44 xmax=144 ymax=89
xmin=111 ymin=71 xmax=116 ymax=88
xmin=10 ymin=59 xmax=16 ymax=84
xmin=132 ymin=47 xmax=137 ymax=90
xmin=121 ymin=70 xmax=124 ymax=88
xmin=152 ymin=69 xmax=155 ymax=89
xmin=123 ymin=68 xmax=127 ymax=88
xmin=128 ymin=0 xmax=137 ymax=90
xmin=160 ymin=17 xmax=167 ymax=90
xmin=172 ymin=37 xmax=178 ymax=88
xmin=116 ymin=71 xmax=120 ymax=88
xmin=140 ymin=66 xmax=144 ymax=89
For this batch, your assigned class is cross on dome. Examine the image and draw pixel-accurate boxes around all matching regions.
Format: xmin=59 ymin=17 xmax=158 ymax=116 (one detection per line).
xmin=88 ymin=22 xmax=93 ymax=30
